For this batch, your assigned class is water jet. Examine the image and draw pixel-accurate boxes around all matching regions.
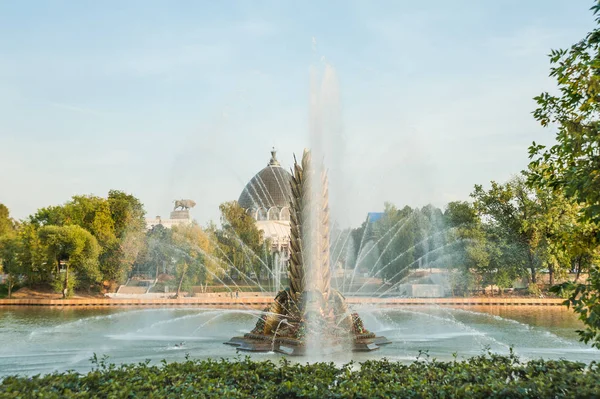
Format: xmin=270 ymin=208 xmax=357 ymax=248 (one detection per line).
xmin=225 ymin=150 xmax=390 ymax=355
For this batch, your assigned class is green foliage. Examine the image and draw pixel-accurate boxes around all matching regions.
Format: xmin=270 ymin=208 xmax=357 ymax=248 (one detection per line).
xmin=528 ymin=282 xmax=542 ymax=297
xmin=214 ymin=201 xmax=268 ymax=280
xmin=171 ymin=223 xmax=219 ymax=295
xmin=0 ymin=282 xmax=21 ymax=299
xmin=104 ymin=190 xmax=147 ymax=282
xmin=16 ymin=222 xmax=49 ymax=285
xmin=25 ymin=191 xmax=147 ymax=287
xmin=369 ymin=204 xmax=416 ymax=283
xmin=0 ymin=203 xmax=19 ymax=298
xmin=0 ymin=234 xmax=20 ymax=298
xmin=38 ymin=225 xmax=102 ymax=295
xmin=50 ymin=272 xmax=77 ymax=297
xmin=445 ymin=201 xmax=489 ymax=291
xmin=449 ymin=269 xmax=477 ymax=296
xmin=0 ymin=203 xmax=15 ymax=237
xmin=134 ymin=224 xmax=175 ymax=278
xmin=107 ymin=190 xmax=146 ymax=239
xmin=551 ymin=265 xmax=600 ymax=348
xmin=528 ymin=2 xmax=600 ymax=237
xmin=360 ymin=203 xmax=451 ymax=287
xmin=526 ymin=1 xmax=600 ymax=349
xmin=471 ymin=177 xmax=540 ymax=283
xmin=1 ymin=354 xmax=599 ymax=398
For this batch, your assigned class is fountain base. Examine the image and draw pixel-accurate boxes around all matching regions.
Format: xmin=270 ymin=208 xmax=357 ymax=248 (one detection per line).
xmin=225 ymin=289 xmax=390 ymax=356
xmin=225 ymin=334 xmax=391 ymax=356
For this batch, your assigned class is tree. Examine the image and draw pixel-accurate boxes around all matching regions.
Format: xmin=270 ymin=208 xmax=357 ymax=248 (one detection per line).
xmin=367 ymin=204 xmax=414 ymax=284
xmin=17 ymin=222 xmax=49 ymax=285
xmin=528 ymin=1 xmax=600 ymax=347
xmin=418 ymin=204 xmax=447 ymax=268
xmin=38 ymin=225 xmax=102 ymax=297
xmin=0 ymin=203 xmax=19 ymax=297
xmin=524 ymin=176 xmax=583 ymax=286
xmin=528 ymin=2 xmax=600 ymax=237
xmin=29 ymin=205 xmax=66 ymax=227
xmin=0 ymin=203 xmax=15 ymax=237
xmin=63 ymin=195 xmax=120 ymax=282
xmin=171 ymin=223 xmax=220 ymax=296
xmin=443 ymin=201 xmax=524 ymax=295
xmin=471 ymin=177 xmax=540 ymax=283
xmin=216 ymin=201 xmax=266 ymax=281
xmin=107 ymin=190 xmax=146 ymax=238
xmin=30 ymin=191 xmax=146 ymax=285
xmin=444 ymin=201 xmax=489 ymax=294
xmin=0 ymin=235 xmax=20 ymax=298
xmin=552 ymin=265 xmax=600 ymax=349
xmin=105 ymin=190 xmax=146 ymax=283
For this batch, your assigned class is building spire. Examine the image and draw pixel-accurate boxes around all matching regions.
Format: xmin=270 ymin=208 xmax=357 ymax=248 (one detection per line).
xmin=269 ymin=147 xmax=280 ymax=166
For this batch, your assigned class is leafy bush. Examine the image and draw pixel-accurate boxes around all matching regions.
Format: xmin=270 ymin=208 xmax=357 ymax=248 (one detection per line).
xmin=1 ymin=352 xmax=598 ymax=398
xmin=51 ymin=273 xmax=77 ymax=298
xmin=527 ymin=282 xmax=542 ymax=297
xmin=551 ymin=266 xmax=600 ymax=348
xmin=0 ymin=283 xmax=20 ymax=299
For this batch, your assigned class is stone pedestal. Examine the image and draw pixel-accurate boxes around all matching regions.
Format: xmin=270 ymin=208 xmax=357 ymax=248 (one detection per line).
xmin=170 ymin=210 xmax=190 ymax=220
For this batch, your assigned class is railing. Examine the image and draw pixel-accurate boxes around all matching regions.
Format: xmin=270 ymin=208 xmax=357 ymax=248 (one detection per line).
xmin=0 ymin=297 xmax=565 ymax=307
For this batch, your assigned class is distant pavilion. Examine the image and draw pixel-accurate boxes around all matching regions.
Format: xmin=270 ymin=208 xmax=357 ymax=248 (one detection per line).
xmin=237 ymin=148 xmax=292 ymax=262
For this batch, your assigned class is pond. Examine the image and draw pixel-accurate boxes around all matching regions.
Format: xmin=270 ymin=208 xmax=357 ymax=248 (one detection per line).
xmin=0 ymin=305 xmax=597 ymax=377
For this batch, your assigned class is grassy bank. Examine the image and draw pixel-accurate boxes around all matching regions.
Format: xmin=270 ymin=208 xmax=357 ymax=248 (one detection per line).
xmin=1 ymin=353 xmax=598 ymax=398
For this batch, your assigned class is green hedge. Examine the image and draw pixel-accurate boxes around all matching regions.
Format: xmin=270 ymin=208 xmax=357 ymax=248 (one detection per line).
xmin=1 ymin=352 xmax=598 ymax=398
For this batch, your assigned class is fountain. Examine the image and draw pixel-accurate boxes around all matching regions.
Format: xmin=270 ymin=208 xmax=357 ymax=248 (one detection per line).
xmin=225 ymin=149 xmax=391 ymax=355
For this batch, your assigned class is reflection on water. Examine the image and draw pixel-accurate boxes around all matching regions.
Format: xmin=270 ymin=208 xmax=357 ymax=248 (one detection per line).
xmin=0 ymin=305 xmax=596 ymax=377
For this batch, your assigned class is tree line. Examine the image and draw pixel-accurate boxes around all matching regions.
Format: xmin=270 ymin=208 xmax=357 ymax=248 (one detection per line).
xmin=0 ymin=194 xmax=269 ymax=298
xmin=341 ymin=0 xmax=600 ymax=347
xmin=338 ymin=171 xmax=597 ymax=297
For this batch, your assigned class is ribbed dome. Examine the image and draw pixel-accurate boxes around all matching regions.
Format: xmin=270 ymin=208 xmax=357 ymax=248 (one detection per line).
xmin=238 ymin=149 xmax=293 ymax=212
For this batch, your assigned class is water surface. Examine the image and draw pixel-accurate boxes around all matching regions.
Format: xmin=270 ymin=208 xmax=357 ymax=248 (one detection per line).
xmin=0 ymin=305 xmax=596 ymax=377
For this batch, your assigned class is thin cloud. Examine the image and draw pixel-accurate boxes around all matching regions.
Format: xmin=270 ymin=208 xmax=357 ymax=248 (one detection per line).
xmin=49 ymin=102 xmax=109 ymax=116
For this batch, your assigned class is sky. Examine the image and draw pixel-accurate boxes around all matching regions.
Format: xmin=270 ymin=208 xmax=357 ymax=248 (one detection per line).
xmin=0 ymin=1 xmax=595 ymax=227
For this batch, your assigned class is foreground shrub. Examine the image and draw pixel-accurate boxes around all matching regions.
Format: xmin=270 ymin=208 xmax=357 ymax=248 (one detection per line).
xmin=1 ymin=352 xmax=598 ymax=398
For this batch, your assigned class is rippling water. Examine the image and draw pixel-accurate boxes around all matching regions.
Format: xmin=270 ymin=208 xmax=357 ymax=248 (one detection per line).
xmin=0 ymin=305 xmax=596 ymax=377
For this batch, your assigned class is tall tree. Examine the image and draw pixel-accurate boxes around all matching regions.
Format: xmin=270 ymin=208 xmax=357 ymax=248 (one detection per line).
xmin=525 ymin=175 xmax=583 ymax=286
xmin=527 ymin=2 xmax=600 ymax=347
xmin=444 ymin=201 xmax=488 ymax=294
xmin=0 ymin=203 xmax=19 ymax=297
xmin=136 ymin=224 xmax=175 ymax=279
xmin=216 ymin=201 xmax=266 ymax=280
xmin=107 ymin=190 xmax=146 ymax=238
xmin=171 ymin=223 xmax=218 ymax=296
xmin=38 ymin=225 xmax=102 ymax=297
xmin=30 ymin=191 xmax=146 ymax=285
xmin=371 ymin=204 xmax=416 ymax=283
xmin=0 ymin=234 xmax=20 ymax=298
xmin=528 ymin=2 xmax=600 ymax=236
xmin=0 ymin=204 xmax=15 ymax=237
xmin=471 ymin=177 xmax=540 ymax=283
xmin=29 ymin=205 xmax=66 ymax=227
xmin=17 ymin=222 xmax=49 ymax=285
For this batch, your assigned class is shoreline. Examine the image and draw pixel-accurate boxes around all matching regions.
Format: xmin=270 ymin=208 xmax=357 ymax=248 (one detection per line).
xmin=0 ymin=297 xmax=565 ymax=308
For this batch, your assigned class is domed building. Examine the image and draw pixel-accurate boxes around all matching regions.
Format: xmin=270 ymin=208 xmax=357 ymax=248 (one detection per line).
xmin=238 ymin=148 xmax=292 ymax=268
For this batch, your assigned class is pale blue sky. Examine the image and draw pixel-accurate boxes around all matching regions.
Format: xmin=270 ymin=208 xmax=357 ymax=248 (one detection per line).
xmin=0 ymin=1 xmax=594 ymax=226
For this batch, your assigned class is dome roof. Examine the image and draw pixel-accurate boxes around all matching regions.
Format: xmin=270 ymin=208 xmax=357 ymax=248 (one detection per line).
xmin=238 ymin=149 xmax=293 ymax=211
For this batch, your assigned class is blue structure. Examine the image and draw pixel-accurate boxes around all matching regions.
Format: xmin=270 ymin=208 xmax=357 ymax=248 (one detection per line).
xmin=366 ymin=212 xmax=384 ymax=223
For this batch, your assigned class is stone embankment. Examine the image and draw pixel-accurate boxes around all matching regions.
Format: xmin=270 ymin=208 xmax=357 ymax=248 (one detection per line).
xmin=0 ymin=296 xmax=564 ymax=308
